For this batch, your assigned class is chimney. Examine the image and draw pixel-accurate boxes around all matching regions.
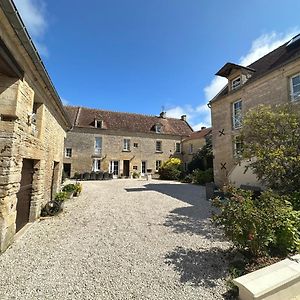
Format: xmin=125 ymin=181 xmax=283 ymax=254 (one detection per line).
xmin=201 ymin=126 xmax=206 ymax=130
xmin=160 ymin=111 xmax=166 ymax=118
xmin=181 ymin=115 xmax=187 ymax=121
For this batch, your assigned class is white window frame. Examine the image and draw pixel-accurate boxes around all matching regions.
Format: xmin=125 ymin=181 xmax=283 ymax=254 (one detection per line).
xmin=109 ymin=160 xmax=119 ymax=177
xmin=155 ymin=160 xmax=162 ymax=172
xmin=156 ymin=140 xmax=162 ymax=152
xmin=141 ymin=161 xmax=147 ymax=175
xmin=93 ymin=159 xmax=101 ymax=172
xmin=290 ymin=73 xmax=300 ymax=102
xmin=175 ymin=142 xmax=181 ymax=153
xmin=95 ymin=137 xmax=102 ymax=155
xmin=94 ymin=119 xmax=102 ymax=128
xmin=233 ymin=136 xmax=243 ymax=157
xmin=155 ymin=124 xmax=162 ymax=133
xmin=123 ymin=138 xmax=131 ymax=151
xmin=189 ymin=143 xmax=194 ymax=154
xmin=231 ymin=76 xmax=241 ymax=90
xmin=232 ymin=100 xmax=242 ymax=129
xmin=65 ymin=148 xmax=72 ymax=158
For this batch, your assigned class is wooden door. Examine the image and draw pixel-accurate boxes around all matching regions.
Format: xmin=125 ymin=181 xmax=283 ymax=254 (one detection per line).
xmin=16 ymin=159 xmax=34 ymax=232
xmin=123 ymin=160 xmax=130 ymax=177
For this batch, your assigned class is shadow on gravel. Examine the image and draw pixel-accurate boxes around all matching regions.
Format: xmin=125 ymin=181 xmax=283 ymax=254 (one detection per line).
xmin=165 ymin=246 xmax=229 ymax=284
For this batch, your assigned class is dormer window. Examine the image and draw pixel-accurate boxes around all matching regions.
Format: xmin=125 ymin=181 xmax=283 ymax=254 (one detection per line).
xmin=155 ymin=124 xmax=162 ymax=133
xmin=95 ymin=119 xmax=102 ymax=128
xmin=231 ymin=76 xmax=241 ymax=90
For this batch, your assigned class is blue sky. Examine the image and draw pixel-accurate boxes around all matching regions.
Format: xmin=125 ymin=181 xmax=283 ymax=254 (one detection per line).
xmin=14 ymin=0 xmax=300 ymax=130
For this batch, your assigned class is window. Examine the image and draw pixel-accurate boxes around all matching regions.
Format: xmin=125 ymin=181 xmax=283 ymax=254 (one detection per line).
xmin=141 ymin=161 xmax=147 ymax=174
xmin=175 ymin=142 xmax=181 ymax=153
xmin=233 ymin=136 xmax=243 ymax=157
xmin=95 ymin=137 xmax=102 ymax=154
xmin=155 ymin=124 xmax=162 ymax=133
xmin=189 ymin=143 xmax=194 ymax=154
xmin=109 ymin=161 xmax=119 ymax=176
xmin=231 ymin=76 xmax=241 ymax=90
xmin=94 ymin=119 xmax=102 ymax=128
xmin=133 ymin=165 xmax=138 ymax=170
xmin=133 ymin=143 xmax=138 ymax=148
xmin=93 ymin=159 xmax=101 ymax=171
xmin=65 ymin=148 xmax=72 ymax=158
xmin=290 ymin=73 xmax=300 ymax=101
xmin=123 ymin=139 xmax=131 ymax=151
xmin=155 ymin=160 xmax=162 ymax=171
xmin=156 ymin=141 xmax=162 ymax=152
xmin=232 ymin=100 xmax=242 ymax=129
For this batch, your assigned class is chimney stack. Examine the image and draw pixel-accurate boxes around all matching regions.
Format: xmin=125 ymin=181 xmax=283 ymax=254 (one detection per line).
xmin=160 ymin=111 xmax=166 ymax=118
xmin=181 ymin=115 xmax=187 ymax=121
xmin=201 ymin=126 xmax=206 ymax=130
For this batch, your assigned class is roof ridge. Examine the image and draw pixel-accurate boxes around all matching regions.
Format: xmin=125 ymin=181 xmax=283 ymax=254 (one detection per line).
xmin=65 ymin=104 xmax=186 ymax=121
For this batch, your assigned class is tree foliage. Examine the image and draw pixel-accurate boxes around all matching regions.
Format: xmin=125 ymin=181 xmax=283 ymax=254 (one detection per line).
xmin=187 ymin=141 xmax=213 ymax=173
xmin=158 ymin=158 xmax=183 ymax=180
xmin=242 ymin=104 xmax=300 ymax=194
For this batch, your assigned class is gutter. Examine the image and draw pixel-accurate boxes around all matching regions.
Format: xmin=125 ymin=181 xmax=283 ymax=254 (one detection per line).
xmin=0 ymin=0 xmax=72 ymax=130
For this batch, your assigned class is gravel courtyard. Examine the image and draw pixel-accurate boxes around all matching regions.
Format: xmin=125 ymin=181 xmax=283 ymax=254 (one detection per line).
xmin=0 ymin=179 xmax=231 ymax=300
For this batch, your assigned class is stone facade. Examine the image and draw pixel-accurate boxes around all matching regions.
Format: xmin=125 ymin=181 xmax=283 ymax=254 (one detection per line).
xmin=64 ymin=107 xmax=193 ymax=178
xmin=210 ymin=38 xmax=300 ymax=187
xmin=0 ymin=2 xmax=70 ymax=252
xmin=181 ymin=127 xmax=212 ymax=169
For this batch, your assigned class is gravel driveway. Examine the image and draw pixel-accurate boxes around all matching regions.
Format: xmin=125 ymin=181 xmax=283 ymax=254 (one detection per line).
xmin=0 ymin=179 xmax=231 ymax=300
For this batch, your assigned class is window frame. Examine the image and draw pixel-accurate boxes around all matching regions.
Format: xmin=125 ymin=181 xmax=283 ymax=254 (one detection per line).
xmin=155 ymin=124 xmax=162 ymax=133
xmin=232 ymin=100 xmax=243 ymax=130
xmin=233 ymin=135 xmax=243 ymax=157
xmin=189 ymin=143 xmax=194 ymax=154
xmin=290 ymin=73 xmax=300 ymax=102
xmin=65 ymin=148 xmax=72 ymax=158
xmin=93 ymin=159 xmax=101 ymax=172
xmin=123 ymin=138 xmax=131 ymax=151
xmin=155 ymin=160 xmax=162 ymax=172
xmin=175 ymin=142 xmax=181 ymax=153
xmin=231 ymin=76 xmax=241 ymax=91
xmin=94 ymin=137 xmax=102 ymax=155
xmin=156 ymin=140 xmax=162 ymax=152
xmin=94 ymin=119 xmax=102 ymax=128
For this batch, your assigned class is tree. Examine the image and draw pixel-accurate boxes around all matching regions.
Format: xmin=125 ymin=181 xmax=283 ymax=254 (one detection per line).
xmin=242 ymin=104 xmax=300 ymax=194
xmin=187 ymin=139 xmax=213 ymax=173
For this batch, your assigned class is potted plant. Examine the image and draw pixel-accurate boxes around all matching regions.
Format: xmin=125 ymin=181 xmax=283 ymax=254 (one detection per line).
xmin=73 ymin=183 xmax=82 ymax=197
xmin=62 ymin=184 xmax=76 ymax=199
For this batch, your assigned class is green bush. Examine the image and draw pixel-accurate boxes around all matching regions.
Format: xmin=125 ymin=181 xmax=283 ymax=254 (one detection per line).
xmin=212 ymin=186 xmax=300 ymax=257
xmin=132 ymin=171 xmax=140 ymax=179
xmin=158 ymin=158 xmax=183 ymax=180
xmin=74 ymin=183 xmax=82 ymax=196
xmin=181 ymin=174 xmax=193 ymax=183
xmin=55 ymin=191 xmax=68 ymax=202
xmin=192 ymin=168 xmax=213 ymax=184
xmin=62 ymin=184 xmax=76 ymax=193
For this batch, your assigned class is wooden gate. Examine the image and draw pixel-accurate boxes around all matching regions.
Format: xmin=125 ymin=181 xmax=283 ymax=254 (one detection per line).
xmin=16 ymin=159 xmax=34 ymax=232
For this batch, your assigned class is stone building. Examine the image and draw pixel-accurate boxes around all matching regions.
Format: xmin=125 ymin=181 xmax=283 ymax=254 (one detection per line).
xmin=209 ymin=34 xmax=300 ymax=187
xmin=0 ymin=1 xmax=71 ymax=252
xmin=64 ymin=106 xmax=193 ymax=178
xmin=181 ymin=127 xmax=212 ymax=169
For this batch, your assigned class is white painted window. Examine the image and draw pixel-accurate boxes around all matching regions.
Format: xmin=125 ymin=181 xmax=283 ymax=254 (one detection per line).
xmin=109 ymin=161 xmax=119 ymax=176
xmin=175 ymin=142 xmax=181 ymax=153
xmin=155 ymin=160 xmax=162 ymax=171
xmin=65 ymin=148 xmax=72 ymax=158
xmin=189 ymin=144 xmax=194 ymax=154
xmin=290 ymin=73 xmax=300 ymax=101
xmin=156 ymin=141 xmax=162 ymax=152
xmin=95 ymin=137 xmax=102 ymax=154
xmin=93 ymin=159 xmax=101 ymax=171
xmin=155 ymin=124 xmax=162 ymax=133
xmin=123 ymin=139 xmax=131 ymax=151
xmin=231 ymin=76 xmax=241 ymax=90
xmin=233 ymin=136 xmax=243 ymax=157
xmin=232 ymin=100 xmax=242 ymax=129
xmin=94 ymin=119 xmax=102 ymax=128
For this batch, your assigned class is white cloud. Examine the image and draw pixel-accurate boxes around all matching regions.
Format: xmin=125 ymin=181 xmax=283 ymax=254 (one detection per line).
xmin=166 ymin=103 xmax=211 ymax=131
xmin=14 ymin=0 xmax=48 ymax=57
xmin=204 ymin=29 xmax=299 ymax=101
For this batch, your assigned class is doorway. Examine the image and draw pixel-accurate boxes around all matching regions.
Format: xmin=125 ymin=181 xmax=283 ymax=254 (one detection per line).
xmin=16 ymin=159 xmax=34 ymax=232
xmin=123 ymin=160 xmax=130 ymax=177
xmin=110 ymin=161 xmax=119 ymax=178
xmin=51 ymin=162 xmax=60 ymax=200
xmin=63 ymin=163 xmax=71 ymax=178
xmin=141 ymin=161 xmax=147 ymax=176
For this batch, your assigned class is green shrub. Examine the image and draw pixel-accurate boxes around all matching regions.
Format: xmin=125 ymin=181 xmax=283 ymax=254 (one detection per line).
xmin=192 ymin=168 xmax=213 ymax=184
xmin=212 ymin=186 xmax=300 ymax=257
xmin=158 ymin=158 xmax=183 ymax=180
xmin=132 ymin=171 xmax=140 ymax=179
xmin=62 ymin=184 xmax=76 ymax=193
xmin=181 ymin=174 xmax=193 ymax=183
xmin=55 ymin=191 xmax=68 ymax=202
